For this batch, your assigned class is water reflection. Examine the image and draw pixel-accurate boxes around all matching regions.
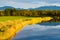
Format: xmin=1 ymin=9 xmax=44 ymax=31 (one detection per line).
xmin=38 ymin=22 xmax=60 ymax=26
xmin=13 ymin=22 xmax=60 ymax=40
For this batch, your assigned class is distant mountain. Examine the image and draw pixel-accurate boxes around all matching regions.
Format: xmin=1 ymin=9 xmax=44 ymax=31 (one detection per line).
xmin=0 ymin=6 xmax=23 ymax=10
xmin=0 ymin=6 xmax=15 ymax=10
xmin=32 ymin=6 xmax=60 ymax=10
xmin=0 ymin=6 xmax=60 ymax=10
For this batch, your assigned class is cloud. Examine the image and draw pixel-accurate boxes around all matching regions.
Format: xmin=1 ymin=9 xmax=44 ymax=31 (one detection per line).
xmin=0 ymin=0 xmax=60 ymax=9
xmin=0 ymin=1 xmax=47 ymax=9
xmin=11 ymin=0 xmax=60 ymax=4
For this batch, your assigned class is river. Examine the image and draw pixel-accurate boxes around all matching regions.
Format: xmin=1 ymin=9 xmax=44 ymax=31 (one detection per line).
xmin=13 ymin=22 xmax=60 ymax=40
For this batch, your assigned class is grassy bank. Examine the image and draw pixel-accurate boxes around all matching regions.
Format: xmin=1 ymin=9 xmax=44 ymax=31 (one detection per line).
xmin=0 ymin=17 xmax=52 ymax=40
xmin=0 ymin=16 xmax=34 ymax=22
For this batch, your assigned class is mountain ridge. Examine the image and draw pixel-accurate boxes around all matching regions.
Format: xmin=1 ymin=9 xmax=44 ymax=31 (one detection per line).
xmin=32 ymin=6 xmax=60 ymax=10
xmin=0 ymin=6 xmax=60 ymax=10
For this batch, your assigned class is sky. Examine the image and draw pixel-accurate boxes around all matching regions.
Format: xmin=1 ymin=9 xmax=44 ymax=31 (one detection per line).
xmin=0 ymin=0 xmax=60 ymax=9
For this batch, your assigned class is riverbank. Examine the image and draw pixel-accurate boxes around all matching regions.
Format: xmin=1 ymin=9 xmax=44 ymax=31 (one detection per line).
xmin=0 ymin=17 xmax=52 ymax=40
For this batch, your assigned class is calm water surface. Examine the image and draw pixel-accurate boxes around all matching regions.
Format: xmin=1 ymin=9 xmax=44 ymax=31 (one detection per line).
xmin=13 ymin=22 xmax=60 ymax=40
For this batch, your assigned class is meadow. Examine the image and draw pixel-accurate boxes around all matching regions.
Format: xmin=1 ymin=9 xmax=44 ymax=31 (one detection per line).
xmin=0 ymin=16 xmax=34 ymax=22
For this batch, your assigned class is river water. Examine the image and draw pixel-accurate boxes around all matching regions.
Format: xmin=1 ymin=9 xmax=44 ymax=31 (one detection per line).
xmin=13 ymin=22 xmax=60 ymax=40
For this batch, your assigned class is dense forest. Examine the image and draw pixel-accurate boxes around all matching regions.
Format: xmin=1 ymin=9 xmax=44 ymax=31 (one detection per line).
xmin=0 ymin=8 xmax=60 ymax=17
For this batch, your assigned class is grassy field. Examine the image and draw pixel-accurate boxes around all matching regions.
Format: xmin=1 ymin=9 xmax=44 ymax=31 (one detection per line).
xmin=0 ymin=16 xmax=42 ymax=22
xmin=0 ymin=16 xmax=32 ymax=22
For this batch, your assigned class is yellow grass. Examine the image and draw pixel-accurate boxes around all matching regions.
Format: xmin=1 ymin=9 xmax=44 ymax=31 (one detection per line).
xmin=0 ymin=17 xmax=53 ymax=40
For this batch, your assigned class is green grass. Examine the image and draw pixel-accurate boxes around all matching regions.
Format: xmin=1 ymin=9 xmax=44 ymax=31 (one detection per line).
xmin=0 ymin=16 xmax=29 ymax=22
xmin=0 ymin=16 xmax=39 ymax=22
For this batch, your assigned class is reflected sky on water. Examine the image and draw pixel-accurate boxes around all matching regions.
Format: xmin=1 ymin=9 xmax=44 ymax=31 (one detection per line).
xmin=13 ymin=22 xmax=60 ymax=40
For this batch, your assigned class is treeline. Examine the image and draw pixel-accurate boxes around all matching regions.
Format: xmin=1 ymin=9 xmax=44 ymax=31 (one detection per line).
xmin=0 ymin=8 xmax=60 ymax=17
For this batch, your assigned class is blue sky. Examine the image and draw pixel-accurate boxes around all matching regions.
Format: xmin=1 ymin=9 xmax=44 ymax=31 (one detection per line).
xmin=0 ymin=0 xmax=60 ymax=9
